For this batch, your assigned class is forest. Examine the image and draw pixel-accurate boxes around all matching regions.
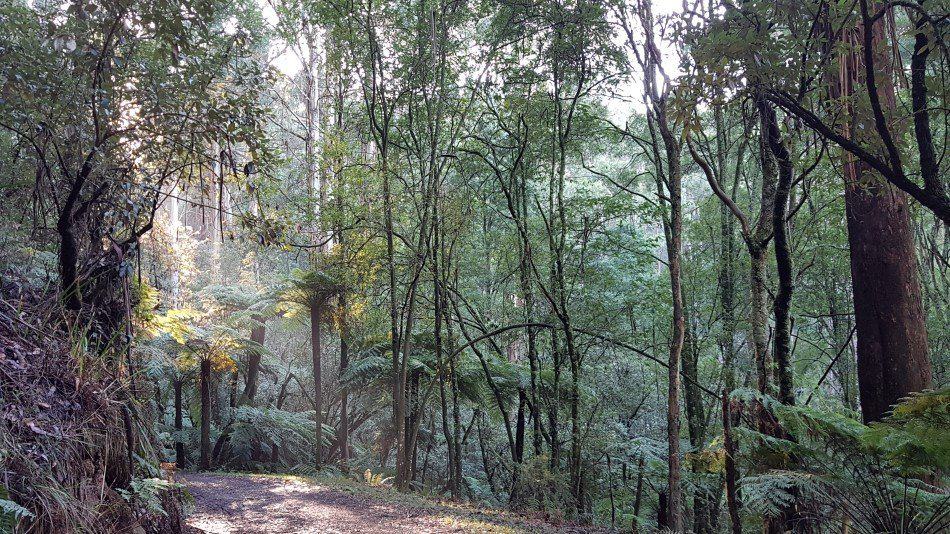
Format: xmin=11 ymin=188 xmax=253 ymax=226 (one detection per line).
xmin=0 ymin=0 xmax=948 ymax=532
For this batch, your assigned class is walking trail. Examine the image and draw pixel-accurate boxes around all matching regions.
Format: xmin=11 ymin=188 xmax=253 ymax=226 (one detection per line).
xmin=182 ymin=472 xmax=601 ymax=534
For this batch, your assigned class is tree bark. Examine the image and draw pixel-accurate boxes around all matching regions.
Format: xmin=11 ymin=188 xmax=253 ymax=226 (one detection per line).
xmin=632 ymin=455 xmax=644 ymax=532
xmin=722 ymin=393 xmax=742 ymax=534
xmin=639 ymin=2 xmax=685 ymax=525
xmin=514 ymin=389 xmax=526 ymax=464
xmin=763 ymin=104 xmax=796 ymax=406
xmin=174 ymin=378 xmax=185 ymax=468
xmin=682 ymin=307 xmax=709 ymax=533
xmin=199 ymin=358 xmax=212 ymax=471
xmin=239 ymin=319 xmax=266 ymax=405
xmin=837 ymin=2 xmax=932 ymax=423
xmin=750 ymin=105 xmax=776 ymax=400
xmin=338 ymin=295 xmax=349 ymax=469
xmin=311 ymin=305 xmax=324 ymax=469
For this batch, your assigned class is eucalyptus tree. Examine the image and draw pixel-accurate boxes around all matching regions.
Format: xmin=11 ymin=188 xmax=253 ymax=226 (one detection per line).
xmin=687 ymin=0 xmax=938 ymax=426
xmin=613 ymin=1 xmax=688 ymax=528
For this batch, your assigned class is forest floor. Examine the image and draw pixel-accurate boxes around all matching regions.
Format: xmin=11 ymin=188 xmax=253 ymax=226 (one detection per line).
xmin=182 ymin=472 xmax=605 ymax=533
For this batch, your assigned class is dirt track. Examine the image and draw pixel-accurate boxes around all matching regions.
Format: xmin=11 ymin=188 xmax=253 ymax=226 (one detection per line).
xmin=182 ymin=472 xmax=515 ymax=533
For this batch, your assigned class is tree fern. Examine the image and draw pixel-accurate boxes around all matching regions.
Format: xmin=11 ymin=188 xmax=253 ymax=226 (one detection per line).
xmin=0 ymin=488 xmax=33 ymax=533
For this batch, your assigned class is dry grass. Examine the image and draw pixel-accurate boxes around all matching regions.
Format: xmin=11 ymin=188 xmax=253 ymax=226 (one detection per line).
xmin=0 ymin=281 xmax=180 ymax=533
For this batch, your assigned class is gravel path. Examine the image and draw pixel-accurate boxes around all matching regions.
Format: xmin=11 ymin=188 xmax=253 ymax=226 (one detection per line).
xmin=182 ymin=472 xmax=507 ymax=533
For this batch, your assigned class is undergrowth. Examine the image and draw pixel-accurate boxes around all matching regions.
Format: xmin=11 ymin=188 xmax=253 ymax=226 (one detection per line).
xmin=0 ymin=273 xmax=182 ymax=533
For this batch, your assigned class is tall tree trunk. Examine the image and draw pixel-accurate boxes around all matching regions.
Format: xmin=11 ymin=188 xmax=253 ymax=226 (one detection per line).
xmin=749 ymin=245 xmax=771 ymax=399
xmin=239 ymin=319 xmax=266 ymax=405
xmin=836 ymin=4 xmax=932 ymax=423
xmin=199 ymin=358 xmax=212 ymax=471
xmin=311 ymin=305 xmax=323 ymax=469
xmin=638 ymin=1 xmax=685 ymax=526
xmin=437 ymin=369 xmax=456 ymax=494
xmin=333 ymin=27 xmax=350 ymax=472
xmin=547 ymin=328 xmax=561 ymax=471
xmin=339 ymin=294 xmax=349 ymax=469
xmin=443 ymin=296 xmax=464 ymax=495
xmin=396 ymin=287 xmax=421 ymax=489
xmin=753 ymin=97 xmax=789 ymax=534
xmin=682 ymin=307 xmax=709 ymax=533
xmin=517 ymin=170 xmax=542 ymax=456
xmin=514 ymin=389 xmax=526 ymax=464
xmin=749 ymin=97 xmax=779 ymax=404
xmin=174 ymin=378 xmax=185 ymax=468
xmin=406 ymin=371 xmax=421 ymax=484
xmin=662 ymin=156 xmax=685 ymax=534
xmin=432 ymin=182 xmax=457 ymax=495
xmin=511 ymin=388 xmax=527 ymax=505
xmin=722 ymin=393 xmax=742 ymax=534
xmin=763 ymin=104 xmax=796 ymax=406
xmin=632 ymin=455 xmax=645 ymax=532
xmin=716 ymin=109 xmax=739 ymax=394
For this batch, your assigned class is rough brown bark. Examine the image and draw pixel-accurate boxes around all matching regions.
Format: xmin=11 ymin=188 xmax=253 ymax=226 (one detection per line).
xmin=846 ymin=177 xmax=932 ymax=423
xmin=837 ymin=3 xmax=932 ymax=423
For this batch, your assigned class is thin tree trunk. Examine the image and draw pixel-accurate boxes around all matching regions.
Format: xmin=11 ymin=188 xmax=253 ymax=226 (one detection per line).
xmin=432 ymin=182 xmax=457 ymax=496
xmin=311 ymin=305 xmax=323 ymax=469
xmin=638 ymin=2 xmax=685 ymax=526
xmin=682 ymin=306 xmax=709 ymax=533
xmin=607 ymin=453 xmax=616 ymax=529
xmin=240 ymin=319 xmax=266 ymax=405
xmin=514 ymin=389 xmax=526 ymax=464
xmin=548 ymin=328 xmax=561 ymax=470
xmin=476 ymin=412 xmax=497 ymax=496
xmin=632 ymin=456 xmax=645 ymax=532
xmin=663 ymin=164 xmax=685 ymax=534
xmin=517 ymin=169 xmax=542 ymax=456
xmin=339 ymin=294 xmax=349 ymax=469
xmin=510 ymin=388 xmax=527 ymax=505
xmin=722 ymin=392 xmax=742 ymax=534
xmin=174 ymin=378 xmax=185 ymax=468
xmin=763 ymin=104 xmax=796 ymax=406
xmin=199 ymin=358 xmax=212 ymax=471
xmin=716 ymin=108 xmax=739 ymax=394
xmin=443 ymin=294 xmax=464 ymax=494
xmin=754 ymin=98 xmax=787 ymax=534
